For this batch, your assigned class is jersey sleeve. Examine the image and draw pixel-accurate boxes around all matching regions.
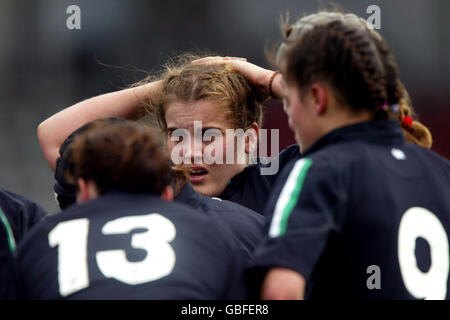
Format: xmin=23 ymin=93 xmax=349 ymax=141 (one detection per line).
xmin=0 ymin=215 xmax=15 ymax=299
xmin=250 ymin=157 xmax=348 ymax=283
xmin=0 ymin=190 xmax=48 ymax=243
xmin=13 ymin=192 xmax=48 ymax=230
xmin=53 ymin=123 xmax=89 ymax=209
xmin=222 ymin=246 xmax=253 ymax=300
xmin=210 ymin=199 xmax=265 ymax=255
xmin=0 ymin=191 xmax=47 ymax=299
xmin=202 ymin=212 xmax=253 ymax=300
xmin=0 ymin=255 xmax=24 ymax=299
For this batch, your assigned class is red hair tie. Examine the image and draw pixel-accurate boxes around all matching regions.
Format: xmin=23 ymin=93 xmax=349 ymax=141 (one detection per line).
xmin=401 ymin=115 xmax=413 ymax=129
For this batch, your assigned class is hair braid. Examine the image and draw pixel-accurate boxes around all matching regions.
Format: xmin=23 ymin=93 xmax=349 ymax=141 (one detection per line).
xmin=326 ymin=20 xmax=387 ymax=112
xmin=277 ymin=11 xmax=433 ymax=148
xmin=370 ymin=34 xmax=401 ymax=107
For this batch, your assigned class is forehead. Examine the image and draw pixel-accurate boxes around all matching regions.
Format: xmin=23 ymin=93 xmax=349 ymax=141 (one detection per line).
xmin=165 ymin=99 xmax=232 ymax=128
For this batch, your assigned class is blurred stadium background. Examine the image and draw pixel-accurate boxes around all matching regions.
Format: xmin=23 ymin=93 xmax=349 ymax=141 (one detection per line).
xmin=0 ymin=0 xmax=449 ymax=213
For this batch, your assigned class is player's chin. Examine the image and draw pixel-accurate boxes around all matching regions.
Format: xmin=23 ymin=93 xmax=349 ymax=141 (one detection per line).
xmin=191 ymin=178 xmax=222 ymax=197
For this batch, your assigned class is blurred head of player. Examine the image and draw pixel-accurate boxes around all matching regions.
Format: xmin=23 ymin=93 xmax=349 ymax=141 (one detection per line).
xmin=140 ymin=58 xmax=263 ymax=197
xmin=68 ymin=119 xmax=173 ymax=203
xmin=276 ymin=11 xmax=432 ymax=152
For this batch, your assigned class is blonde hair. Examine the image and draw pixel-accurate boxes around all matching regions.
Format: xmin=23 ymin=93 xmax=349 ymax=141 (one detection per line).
xmin=396 ymin=86 xmax=433 ymax=148
xmin=136 ymin=55 xmax=263 ymax=132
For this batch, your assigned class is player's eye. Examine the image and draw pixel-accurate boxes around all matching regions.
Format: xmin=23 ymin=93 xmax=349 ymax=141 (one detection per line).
xmin=167 ymin=128 xmax=189 ymax=145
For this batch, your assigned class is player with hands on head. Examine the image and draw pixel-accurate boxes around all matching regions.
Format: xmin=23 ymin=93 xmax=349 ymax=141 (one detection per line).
xmin=38 ymin=55 xmax=303 ymax=215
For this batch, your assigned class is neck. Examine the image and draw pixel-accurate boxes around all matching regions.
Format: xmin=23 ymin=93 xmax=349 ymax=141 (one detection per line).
xmin=326 ymin=110 xmax=374 ymax=132
xmin=302 ymin=110 xmax=374 ymax=152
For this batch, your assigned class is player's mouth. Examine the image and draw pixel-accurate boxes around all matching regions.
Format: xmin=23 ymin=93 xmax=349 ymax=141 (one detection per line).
xmin=188 ymin=166 xmax=208 ymax=183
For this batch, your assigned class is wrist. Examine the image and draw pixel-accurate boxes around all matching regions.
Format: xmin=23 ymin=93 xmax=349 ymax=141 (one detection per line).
xmin=268 ymin=71 xmax=281 ymax=99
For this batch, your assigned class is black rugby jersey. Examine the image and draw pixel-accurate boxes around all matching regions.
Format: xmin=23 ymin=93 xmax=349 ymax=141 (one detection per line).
xmin=16 ymin=192 xmax=249 ymax=299
xmin=176 ymin=183 xmax=264 ymax=255
xmin=219 ymin=144 xmax=301 ymax=214
xmin=0 ymin=190 xmax=48 ymax=299
xmin=251 ymin=120 xmax=450 ymax=299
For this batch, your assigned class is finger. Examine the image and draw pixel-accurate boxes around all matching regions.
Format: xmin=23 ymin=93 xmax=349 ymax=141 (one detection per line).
xmin=191 ymin=60 xmax=226 ymax=67
xmin=192 ymin=56 xmax=243 ymax=64
xmin=191 ymin=57 xmax=220 ymax=64
xmin=193 ymin=56 xmax=222 ymax=61
xmin=191 ymin=57 xmax=229 ymax=65
xmin=223 ymin=57 xmax=247 ymax=62
xmin=192 ymin=57 xmax=247 ymax=66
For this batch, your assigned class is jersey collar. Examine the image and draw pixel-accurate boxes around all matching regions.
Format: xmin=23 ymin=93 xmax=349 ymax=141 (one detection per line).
xmin=302 ymin=119 xmax=405 ymax=157
xmin=175 ymin=183 xmax=205 ymax=210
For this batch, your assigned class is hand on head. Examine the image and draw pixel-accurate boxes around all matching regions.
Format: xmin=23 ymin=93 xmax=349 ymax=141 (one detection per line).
xmin=191 ymin=56 xmax=281 ymax=102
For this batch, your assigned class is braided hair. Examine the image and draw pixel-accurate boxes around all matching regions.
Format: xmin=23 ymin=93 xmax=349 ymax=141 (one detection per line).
xmin=277 ymin=11 xmax=432 ymax=147
xmin=281 ymin=17 xmax=395 ymax=118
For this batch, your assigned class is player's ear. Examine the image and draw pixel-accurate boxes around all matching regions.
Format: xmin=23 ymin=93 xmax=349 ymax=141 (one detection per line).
xmin=76 ymin=178 xmax=90 ymax=203
xmin=77 ymin=178 xmax=99 ymax=203
xmin=310 ymin=82 xmax=328 ymax=115
xmin=245 ymin=122 xmax=259 ymax=155
xmin=161 ymin=185 xmax=174 ymax=202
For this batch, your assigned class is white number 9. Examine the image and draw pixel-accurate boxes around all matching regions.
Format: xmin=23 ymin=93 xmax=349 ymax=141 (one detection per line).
xmin=398 ymin=207 xmax=449 ymax=300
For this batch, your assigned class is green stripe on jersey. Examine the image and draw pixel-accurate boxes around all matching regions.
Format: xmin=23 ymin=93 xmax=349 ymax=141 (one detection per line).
xmin=269 ymin=158 xmax=313 ymax=237
xmin=0 ymin=208 xmax=16 ymax=253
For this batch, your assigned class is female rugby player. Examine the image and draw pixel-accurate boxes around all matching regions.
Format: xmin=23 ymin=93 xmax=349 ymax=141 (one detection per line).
xmin=37 ymin=57 xmax=301 ymax=215
xmin=244 ymin=11 xmax=450 ymax=300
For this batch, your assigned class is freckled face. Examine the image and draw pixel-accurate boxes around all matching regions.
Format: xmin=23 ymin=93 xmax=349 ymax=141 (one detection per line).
xmin=165 ymin=99 xmax=246 ymax=197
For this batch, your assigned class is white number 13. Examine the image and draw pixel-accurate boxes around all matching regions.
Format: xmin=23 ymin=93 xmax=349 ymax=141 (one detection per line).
xmin=49 ymin=213 xmax=176 ymax=297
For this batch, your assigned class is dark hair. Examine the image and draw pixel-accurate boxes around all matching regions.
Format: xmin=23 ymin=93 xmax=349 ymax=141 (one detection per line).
xmin=279 ymin=12 xmax=398 ymax=120
xmin=277 ymin=11 xmax=432 ymax=147
xmin=70 ymin=119 xmax=171 ymax=195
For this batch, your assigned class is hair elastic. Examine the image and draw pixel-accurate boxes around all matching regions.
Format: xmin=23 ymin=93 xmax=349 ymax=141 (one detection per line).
xmin=401 ymin=115 xmax=413 ymax=129
xmin=391 ymin=104 xmax=400 ymax=113
xmin=268 ymin=71 xmax=281 ymax=99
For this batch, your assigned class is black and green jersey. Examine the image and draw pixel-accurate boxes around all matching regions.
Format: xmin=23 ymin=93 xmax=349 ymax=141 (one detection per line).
xmin=219 ymin=144 xmax=301 ymax=215
xmin=0 ymin=190 xmax=48 ymax=299
xmin=251 ymin=120 xmax=450 ymax=300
